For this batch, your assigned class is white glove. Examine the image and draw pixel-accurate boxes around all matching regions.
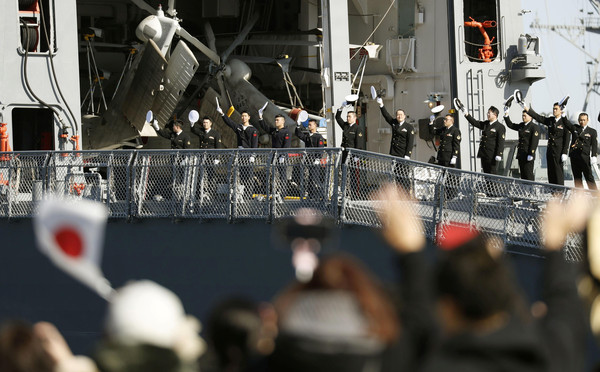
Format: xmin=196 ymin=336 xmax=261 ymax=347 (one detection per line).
xmin=561 ymin=154 xmax=568 ymax=162
xmin=450 ymin=157 xmax=457 ymax=165
xmin=279 ymin=156 xmax=285 ymax=164
xmin=561 ymin=109 xmax=567 ymax=118
xmin=213 ymin=159 xmax=220 ymax=165
xmin=152 ymin=120 xmax=159 ymax=131
xmin=216 ymin=97 xmax=224 ymax=115
xmin=429 ymin=115 xmax=435 ymax=123
xmin=249 ymin=156 xmax=256 ymax=163
xmin=376 ymin=97 xmax=383 ymax=108
xmin=340 ymin=101 xmax=348 ymax=108
xmin=592 ymin=156 xmax=598 ymax=165
xmin=404 ymin=156 xmax=410 ymax=160
xmin=518 ymin=101 xmax=527 ymax=110
xmin=495 ymin=156 xmax=501 ymax=161
xmin=460 ymin=107 xmax=467 ymax=116
xmin=527 ymin=155 xmax=534 ymax=162
xmin=504 ymin=106 xmax=509 ymax=116
xmin=353 ymin=156 xmax=360 ymax=163
xmin=258 ymin=101 xmax=268 ymax=119
xmin=313 ymin=159 xmax=321 ymax=165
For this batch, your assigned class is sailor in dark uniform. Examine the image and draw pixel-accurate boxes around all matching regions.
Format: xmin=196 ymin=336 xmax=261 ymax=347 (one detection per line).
xmin=460 ymin=105 xmax=505 ymax=174
xmin=429 ymin=114 xmax=461 ymax=168
xmin=520 ymin=100 xmax=571 ymax=185
xmin=153 ymin=119 xmax=192 ymax=149
xmin=257 ymin=114 xmax=291 ymax=148
xmin=376 ymin=98 xmax=414 ymax=158
xmin=563 ymin=112 xmax=597 ymax=190
xmin=190 ymin=116 xmax=223 ymax=149
xmin=296 ymin=119 xmax=326 ymax=198
xmin=296 ymin=119 xmax=325 ymax=147
xmin=335 ymin=102 xmax=366 ymax=163
xmin=217 ymin=99 xmax=259 ymax=148
xmin=504 ymin=109 xmax=540 ymax=181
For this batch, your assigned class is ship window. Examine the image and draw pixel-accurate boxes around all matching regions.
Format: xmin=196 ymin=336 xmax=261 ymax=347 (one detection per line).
xmin=18 ymin=0 xmax=56 ymax=54
xmin=463 ymin=0 xmax=499 ymax=63
xmin=12 ymin=108 xmax=55 ymax=150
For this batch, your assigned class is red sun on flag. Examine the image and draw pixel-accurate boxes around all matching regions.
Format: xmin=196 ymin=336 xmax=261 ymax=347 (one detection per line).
xmin=54 ymin=227 xmax=83 ymax=258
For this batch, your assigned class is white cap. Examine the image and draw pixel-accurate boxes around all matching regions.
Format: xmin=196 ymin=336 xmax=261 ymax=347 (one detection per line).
xmin=105 ymin=280 xmax=186 ymax=348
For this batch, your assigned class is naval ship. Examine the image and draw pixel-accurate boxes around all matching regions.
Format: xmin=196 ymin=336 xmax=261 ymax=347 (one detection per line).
xmin=0 ymin=0 xmax=596 ymax=361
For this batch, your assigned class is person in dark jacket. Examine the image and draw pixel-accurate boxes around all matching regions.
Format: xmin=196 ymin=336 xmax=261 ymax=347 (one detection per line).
xmin=190 ymin=116 xmax=223 ymax=149
xmin=335 ymin=103 xmax=365 ymax=164
xmin=504 ymin=108 xmax=540 ymax=181
xmin=521 ymin=100 xmax=571 ymax=185
xmin=257 ymin=114 xmax=291 ymax=149
xmin=217 ymin=99 xmax=258 ymax=149
xmin=375 ymin=98 xmax=414 ymax=159
xmin=428 ymin=115 xmax=461 ymax=168
xmin=153 ymin=119 xmax=192 ymax=149
xmin=563 ymin=112 xmax=597 ymax=190
xmin=459 ymin=105 xmax=505 ymax=174
xmin=295 ymin=119 xmax=325 ymax=148
xmin=375 ymin=184 xmax=588 ymax=372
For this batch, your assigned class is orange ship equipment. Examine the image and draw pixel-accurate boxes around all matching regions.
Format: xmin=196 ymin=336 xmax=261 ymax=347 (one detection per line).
xmin=464 ymin=17 xmax=496 ymax=62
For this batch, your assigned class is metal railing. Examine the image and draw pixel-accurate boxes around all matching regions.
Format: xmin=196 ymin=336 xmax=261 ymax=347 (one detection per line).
xmin=0 ymin=148 xmax=583 ymax=259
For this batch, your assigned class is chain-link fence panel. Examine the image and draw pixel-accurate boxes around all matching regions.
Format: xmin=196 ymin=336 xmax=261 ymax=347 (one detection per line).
xmin=48 ymin=152 xmax=134 ymax=217
xmin=271 ymin=149 xmax=342 ymax=220
xmin=340 ymin=150 xmax=399 ymax=226
xmin=231 ymin=150 xmax=274 ymax=220
xmin=181 ymin=150 xmax=235 ymax=219
xmin=0 ymin=152 xmax=49 ymax=218
xmin=132 ymin=150 xmax=199 ymax=218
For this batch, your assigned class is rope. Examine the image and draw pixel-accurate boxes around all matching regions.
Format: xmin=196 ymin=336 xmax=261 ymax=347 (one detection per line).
xmin=349 ymin=0 xmax=396 ymax=60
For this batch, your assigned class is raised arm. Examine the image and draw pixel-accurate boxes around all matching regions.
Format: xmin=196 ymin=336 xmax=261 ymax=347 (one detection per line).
xmin=221 ymin=114 xmax=238 ymax=132
xmin=539 ymin=194 xmax=590 ymax=371
xmin=257 ymin=119 xmax=275 ymax=134
xmin=380 ymin=106 xmax=395 ymax=125
xmin=504 ymin=115 xmax=519 ymax=131
xmin=335 ymin=108 xmax=346 ymax=129
xmin=526 ymin=107 xmax=547 ymax=126
xmin=295 ymin=126 xmax=310 ymax=143
xmin=465 ymin=114 xmax=484 ymax=130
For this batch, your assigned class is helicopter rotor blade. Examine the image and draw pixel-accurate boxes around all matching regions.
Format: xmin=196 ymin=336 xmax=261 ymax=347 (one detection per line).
xmin=221 ymin=12 xmax=259 ymax=63
xmin=130 ymin=0 xmax=156 ymax=15
xmin=176 ymin=27 xmax=221 ymax=65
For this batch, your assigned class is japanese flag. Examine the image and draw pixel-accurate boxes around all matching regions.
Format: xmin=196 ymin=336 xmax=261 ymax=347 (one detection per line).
xmin=34 ymin=197 xmax=114 ymax=300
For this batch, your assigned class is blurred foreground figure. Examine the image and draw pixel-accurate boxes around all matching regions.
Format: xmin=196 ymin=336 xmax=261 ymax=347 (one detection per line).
xmin=269 ymin=254 xmax=399 ymax=372
xmin=375 ymin=185 xmax=588 ymax=372
xmin=94 ymin=280 xmax=205 ymax=372
xmin=0 ymin=320 xmax=97 ymax=372
xmin=202 ymin=297 xmax=276 ymax=372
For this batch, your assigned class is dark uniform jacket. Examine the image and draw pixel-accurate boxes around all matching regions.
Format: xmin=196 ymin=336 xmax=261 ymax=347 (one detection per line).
xmin=430 ymin=124 xmax=461 ymax=164
xmin=295 ymin=126 xmax=325 ymax=147
xmin=258 ymin=119 xmax=291 ymax=148
xmin=505 ymin=117 xmax=540 ymax=161
xmin=527 ymin=108 xmax=571 ymax=158
xmin=335 ymin=110 xmax=366 ymax=150
xmin=465 ymin=116 xmax=505 ymax=161
xmin=221 ymin=115 xmax=259 ymax=148
xmin=156 ymin=128 xmax=192 ymax=149
xmin=380 ymin=106 xmax=414 ymax=158
xmin=190 ymin=126 xmax=223 ymax=149
xmin=562 ymin=121 xmax=598 ymax=160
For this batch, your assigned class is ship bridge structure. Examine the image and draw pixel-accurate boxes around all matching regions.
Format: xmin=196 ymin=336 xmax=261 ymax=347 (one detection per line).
xmin=0 ymin=148 xmax=584 ymax=260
